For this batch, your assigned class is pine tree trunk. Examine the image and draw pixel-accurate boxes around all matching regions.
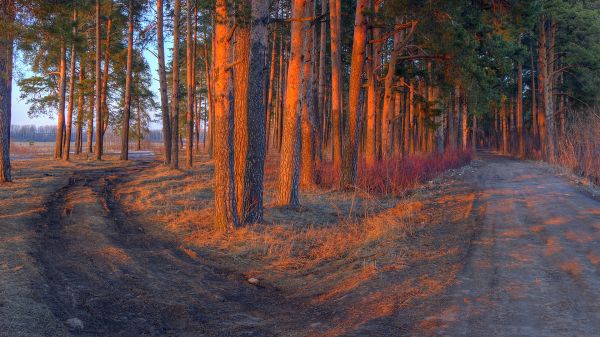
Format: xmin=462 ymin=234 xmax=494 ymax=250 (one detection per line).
xmin=277 ymin=0 xmax=305 ymax=207
xmin=170 ymin=0 xmax=181 ymax=169
xmin=381 ymin=29 xmax=401 ymax=159
xmin=100 ymin=0 xmax=112 ymax=143
xmin=233 ymin=24 xmax=251 ymax=218
xmin=537 ymin=17 xmax=548 ymax=160
xmin=157 ymin=0 xmax=171 ymax=164
xmin=301 ymin=0 xmax=315 ymax=187
xmin=449 ymin=83 xmax=458 ymax=151
xmin=202 ymin=40 xmax=214 ymax=158
xmin=501 ymin=98 xmax=508 ymax=154
xmin=341 ymin=0 xmax=367 ymax=187
xmin=517 ymin=62 xmax=524 ymax=157
xmin=545 ymin=20 xmax=556 ymax=162
xmin=185 ymin=0 xmax=195 ymax=168
xmin=329 ymin=0 xmax=342 ymax=169
xmin=64 ymin=11 xmax=77 ymax=161
xmin=87 ymin=91 xmax=93 ymax=153
xmin=121 ymin=0 xmax=134 ymax=161
xmin=472 ymin=114 xmax=477 ymax=152
xmin=0 ymin=0 xmax=14 ymax=182
xmin=75 ymin=63 xmax=85 ymax=155
xmin=94 ymin=0 xmax=103 ymax=160
xmin=461 ymin=90 xmax=468 ymax=150
xmin=365 ymin=3 xmax=379 ymax=166
xmin=530 ymin=41 xmax=538 ymax=149
xmin=243 ymin=0 xmax=269 ymax=223
xmin=317 ymin=0 xmax=327 ymax=161
xmin=266 ymin=31 xmax=277 ymax=151
xmin=214 ymin=0 xmax=239 ymax=230
xmin=55 ymin=40 xmax=67 ymax=159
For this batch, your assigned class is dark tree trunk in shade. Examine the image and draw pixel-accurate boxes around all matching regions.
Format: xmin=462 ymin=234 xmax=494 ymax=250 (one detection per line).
xmin=0 ymin=0 xmax=14 ymax=182
xmin=242 ymin=0 xmax=269 ymax=223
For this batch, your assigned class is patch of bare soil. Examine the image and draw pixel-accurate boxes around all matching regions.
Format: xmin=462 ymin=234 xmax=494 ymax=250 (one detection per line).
xmin=3 ymin=153 xmax=479 ymax=336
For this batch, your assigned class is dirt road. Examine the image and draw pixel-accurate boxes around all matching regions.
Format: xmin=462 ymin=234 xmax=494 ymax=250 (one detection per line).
xmin=6 ymin=154 xmax=600 ymax=336
xmin=425 ymin=155 xmax=600 ymax=336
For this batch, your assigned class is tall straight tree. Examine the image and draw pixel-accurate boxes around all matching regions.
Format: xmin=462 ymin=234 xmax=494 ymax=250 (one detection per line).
xmin=300 ymin=0 xmax=315 ymax=187
xmin=0 ymin=0 xmax=14 ymax=182
xmin=317 ymin=0 xmax=327 ymax=161
xmin=94 ymin=0 xmax=103 ymax=160
xmin=277 ymin=0 xmax=305 ymax=207
xmin=55 ymin=40 xmax=67 ymax=159
xmin=185 ymin=0 xmax=195 ymax=168
xmin=516 ymin=62 xmax=524 ymax=157
xmin=170 ymin=0 xmax=181 ymax=169
xmin=120 ymin=0 xmax=134 ymax=160
xmin=329 ymin=0 xmax=342 ymax=169
xmin=341 ymin=0 xmax=368 ymax=187
xmin=242 ymin=0 xmax=269 ymax=223
xmin=157 ymin=0 xmax=171 ymax=164
xmin=100 ymin=0 xmax=112 ymax=140
xmin=233 ymin=4 xmax=251 ymax=219
xmin=213 ymin=0 xmax=239 ymax=230
xmin=63 ymin=9 xmax=77 ymax=161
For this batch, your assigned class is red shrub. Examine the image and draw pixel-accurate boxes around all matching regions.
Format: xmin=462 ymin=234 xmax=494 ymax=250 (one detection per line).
xmin=316 ymin=150 xmax=473 ymax=196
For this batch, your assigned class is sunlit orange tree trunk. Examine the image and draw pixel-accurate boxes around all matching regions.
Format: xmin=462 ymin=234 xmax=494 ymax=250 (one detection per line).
xmin=170 ymin=0 xmax=181 ymax=169
xmin=300 ymin=0 xmax=315 ymax=187
xmin=329 ymin=0 xmax=342 ymax=170
xmin=185 ymin=0 xmax=195 ymax=168
xmin=277 ymin=0 xmax=306 ymax=207
xmin=213 ymin=0 xmax=239 ymax=230
xmin=234 ymin=18 xmax=251 ymax=218
xmin=341 ymin=0 xmax=368 ymax=187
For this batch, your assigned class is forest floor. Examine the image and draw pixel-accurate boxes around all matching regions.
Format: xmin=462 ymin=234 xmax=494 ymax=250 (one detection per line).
xmin=2 ymin=151 xmax=600 ymax=336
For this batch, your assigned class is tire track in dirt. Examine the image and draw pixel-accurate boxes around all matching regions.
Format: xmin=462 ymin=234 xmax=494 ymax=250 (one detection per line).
xmin=34 ymin=161 xmax=296 ymax=337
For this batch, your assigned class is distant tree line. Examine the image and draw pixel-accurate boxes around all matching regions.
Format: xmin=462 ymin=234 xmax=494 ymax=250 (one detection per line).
xmin=10 ymin=124 xmax=165 ymax=143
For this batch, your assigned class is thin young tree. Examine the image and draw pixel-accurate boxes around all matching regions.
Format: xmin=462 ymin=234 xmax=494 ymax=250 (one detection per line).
xmin=120 ymin=0 xmax=135 ymax=160
xmin=171 ymin=0 xmax=181 ymax=169
xmin=55 ymin=40 xmax=67 ymax=159
xmin=63 ymin=9 xmax=77 ymax=161
xmin=157 ymin=0 xmax=171 ymax=164
xmin=185 ymin=0 xmax=195 ymax=168
xmin=94 ymin=0 xmax=103 ymax=160
xmin=329 ymin=0 xmax=342 ymax=169
xmin=277 ymin=0 xmax=306 ymax=207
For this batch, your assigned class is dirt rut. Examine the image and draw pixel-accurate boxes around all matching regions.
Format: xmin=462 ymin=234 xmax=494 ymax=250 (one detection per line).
xmin=35 ymin=163 xmax=296 ymax=337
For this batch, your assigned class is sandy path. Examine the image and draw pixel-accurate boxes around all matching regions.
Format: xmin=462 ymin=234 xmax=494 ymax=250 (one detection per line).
xmin=427 ymin=155 xmax=600 ymax=336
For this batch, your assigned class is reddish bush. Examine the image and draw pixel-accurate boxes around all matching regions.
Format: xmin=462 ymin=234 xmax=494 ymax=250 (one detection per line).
xmin=316 ymin=150 xmax=473 ymax=196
